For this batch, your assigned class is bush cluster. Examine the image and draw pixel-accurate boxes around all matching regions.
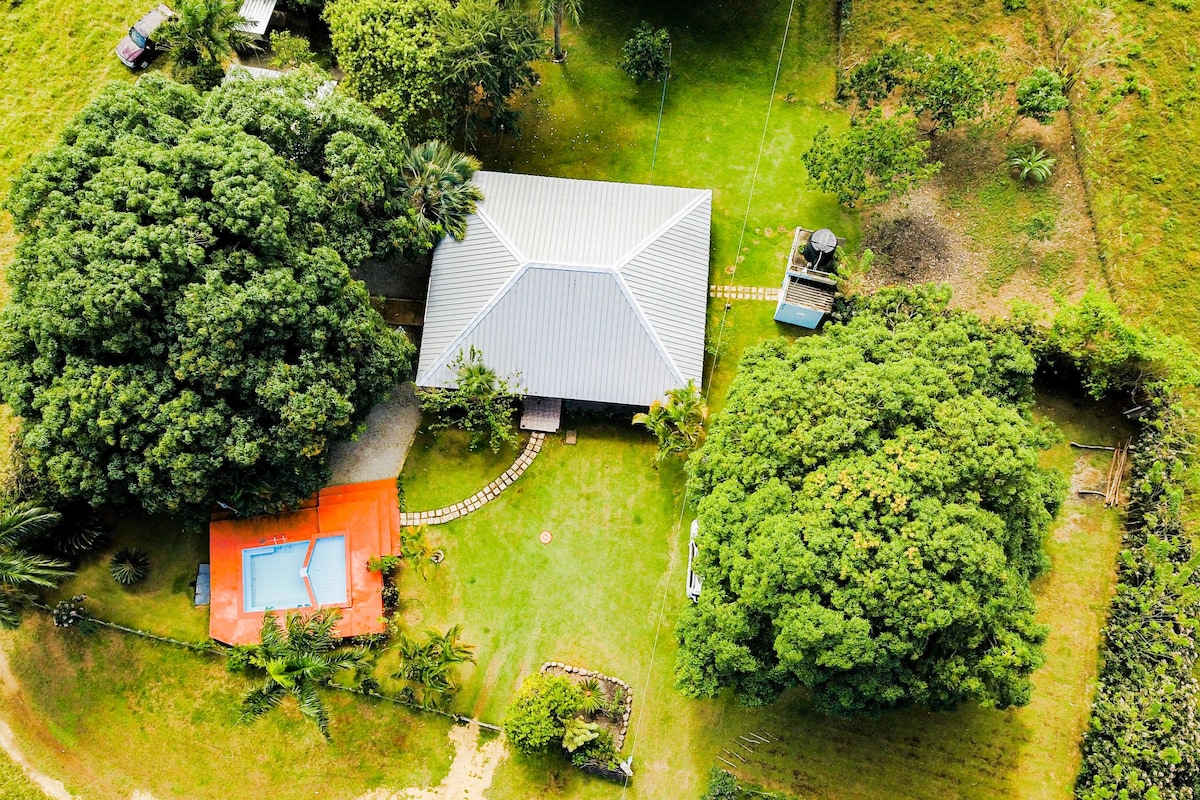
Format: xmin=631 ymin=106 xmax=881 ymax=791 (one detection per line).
xmin=1075 ymin=401 xmax=1200 ymax=800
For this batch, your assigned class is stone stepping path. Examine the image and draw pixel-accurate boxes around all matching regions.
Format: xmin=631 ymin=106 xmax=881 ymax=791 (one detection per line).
xmin=399 ymin=432 xmax=545 ymax=526
xmin=710 ymin=284 xmax=780 ymax=301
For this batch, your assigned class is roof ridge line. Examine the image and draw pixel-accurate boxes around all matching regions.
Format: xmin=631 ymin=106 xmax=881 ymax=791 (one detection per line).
xmin=475 ymin=206 xmax=527 ymax=264
xmin=415 ymin=262 xmax=532 ymax=386
xmin=610 ymin=271 xmax=686 ymax=389
xmin=615 ymin=190 xmax=712 ymax=272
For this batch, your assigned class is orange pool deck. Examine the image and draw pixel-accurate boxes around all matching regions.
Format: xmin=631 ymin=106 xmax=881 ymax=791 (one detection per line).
xmin=209 ymin=480 xmax=400 ymax=645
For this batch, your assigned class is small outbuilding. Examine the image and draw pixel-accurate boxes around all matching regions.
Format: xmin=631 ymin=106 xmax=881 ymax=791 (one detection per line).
xmin=415 ymin=171 xmax=713 ymax=411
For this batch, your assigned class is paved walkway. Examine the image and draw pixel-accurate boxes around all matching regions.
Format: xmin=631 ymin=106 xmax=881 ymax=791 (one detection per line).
xmin=710 ymin=284 xmax=779 ymax=301
xmin=399 ymin=433 xmax=545 ymax=526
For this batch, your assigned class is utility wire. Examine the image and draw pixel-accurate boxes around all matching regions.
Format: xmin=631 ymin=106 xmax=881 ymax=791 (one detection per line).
xmin=620 ymin=3 xmax=799 ymax=794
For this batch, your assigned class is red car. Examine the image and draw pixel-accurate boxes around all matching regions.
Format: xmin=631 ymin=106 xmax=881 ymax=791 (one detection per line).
xmin=115 ymin=4 xmax=174 ymax=69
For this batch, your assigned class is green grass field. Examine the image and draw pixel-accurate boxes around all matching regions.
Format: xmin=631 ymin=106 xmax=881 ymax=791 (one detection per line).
xmin=393 ymin=379 xmax=1130 ymax=800
xmin=0 ymin=750 xmax=46 ymax=800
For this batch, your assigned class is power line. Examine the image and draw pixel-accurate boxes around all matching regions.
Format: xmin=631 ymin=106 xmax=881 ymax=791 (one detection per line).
xmin=648 ymin=43 xmax=673 ymax=186
xmin=620 ymin=3 xmax=799 ymax=794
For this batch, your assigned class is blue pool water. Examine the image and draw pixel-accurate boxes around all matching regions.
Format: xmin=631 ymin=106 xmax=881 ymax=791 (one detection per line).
xmin=242 ymin=535 xmax=348 ymax=613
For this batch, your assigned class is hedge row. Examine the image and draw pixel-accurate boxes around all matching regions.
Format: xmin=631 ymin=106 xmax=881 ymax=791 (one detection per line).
xmin=1075 ymin=399 xmax=1200 ymax=800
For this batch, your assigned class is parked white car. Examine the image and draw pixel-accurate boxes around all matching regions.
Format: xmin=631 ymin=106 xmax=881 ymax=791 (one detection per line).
xmin=686 ymin=519 xmax=703 ymax=602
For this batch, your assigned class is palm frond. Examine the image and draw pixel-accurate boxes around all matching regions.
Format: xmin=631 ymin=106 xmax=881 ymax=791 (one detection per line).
xmin=238 ymin=681 xmax=286 ymax=726
xmin=295 ymin=681 xmax=332 ymax=741
xmin=0 ymin=503 xmax=61 ymax=546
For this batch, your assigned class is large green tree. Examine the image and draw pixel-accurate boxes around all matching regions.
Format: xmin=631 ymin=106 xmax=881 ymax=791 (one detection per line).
xmin=0 ymin=74 xmax=432 ymax=515
xmin=440 ymin=0 xmax=543 ymax=142
xmin=325 ymin=0 xmax=541 ymax=144
xmin=676 ymin=286 xmax=1065 ymax=715
xmin=803 ymin=109 xmax=941 ymax=207
xmin=325 ymin=0 xmax=452 ymax=141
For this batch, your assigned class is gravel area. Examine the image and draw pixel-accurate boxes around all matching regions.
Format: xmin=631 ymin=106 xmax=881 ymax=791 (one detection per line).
xmin=329 ymin=382 xmax=421 ymax=485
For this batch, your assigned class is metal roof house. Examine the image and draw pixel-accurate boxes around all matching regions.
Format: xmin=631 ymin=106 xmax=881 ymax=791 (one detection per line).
xmin=415 ymin=171 xmax=712 ymax=410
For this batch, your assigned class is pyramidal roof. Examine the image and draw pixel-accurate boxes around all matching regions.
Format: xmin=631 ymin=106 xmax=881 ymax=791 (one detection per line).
xmin=415 ymin=171 xmax=712 ymax=407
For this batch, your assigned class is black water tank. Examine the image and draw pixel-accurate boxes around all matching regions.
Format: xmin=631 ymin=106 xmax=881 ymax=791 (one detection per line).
xmin=803 ymin=228 xmax=838 ymax=269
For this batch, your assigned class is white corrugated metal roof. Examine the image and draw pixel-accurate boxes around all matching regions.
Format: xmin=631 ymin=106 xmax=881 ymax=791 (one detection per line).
xmin=416 ymin=172 xmax=712 ymax=407
xmin=235 ymin=0 xmax=276 ymax=35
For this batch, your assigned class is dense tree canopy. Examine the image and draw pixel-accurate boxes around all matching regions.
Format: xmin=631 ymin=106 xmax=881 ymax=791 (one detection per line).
xmin=0 ymin=73 xmax=435 ymax=515
xmin=325 ymin=0 xmax=541 ymax=143
xmin=676 ymin=286 xmax=1065 ymax=715
xmin=803 ymin=109 xmax=940 ymax=207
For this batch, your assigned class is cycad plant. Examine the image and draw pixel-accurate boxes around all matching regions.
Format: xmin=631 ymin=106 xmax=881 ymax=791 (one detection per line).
xmin=1007 ymin=145 xmax=1057 ymax=183
xmin=109 ymin=548 xmax=151 ymax=585
xmin=0 ymin=502 xmax=72 ymax=629
xmin=400 ymin=140 xmax=484 ymax=242
xmin=234 ymin=610 xmax=367 ymax=741
xmin=578 ymin=678 xmax=604 ymax=716
xmin=391 ymin=625 xmax=476 ymax=709
xmin=632 ymin=379 xmax=709 ymax=464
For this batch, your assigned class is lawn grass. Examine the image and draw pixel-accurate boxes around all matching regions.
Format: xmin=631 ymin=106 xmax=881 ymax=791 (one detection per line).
xmin=392 ymin=389 xmax=1128 ymax=800
xmin=477 ymin=0 xmax=861 ymax=287
xmin=0 ymin=619 xmax=456 ymax=800
xmin=0 ymin=750 xmax=46 ymax=800
xmin=47 ymin=516 xmax=210 ymax=643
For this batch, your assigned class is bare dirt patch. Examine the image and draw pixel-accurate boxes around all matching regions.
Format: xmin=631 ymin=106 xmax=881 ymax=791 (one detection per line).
xmin=357 ymin=724 xmax=507 ymax=800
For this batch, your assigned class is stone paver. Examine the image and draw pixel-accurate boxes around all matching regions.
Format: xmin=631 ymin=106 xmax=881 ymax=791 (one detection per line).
xmin=399 ymin=432 xmax=546 ymax=526
xmin=709 ymin=284 xmax=780 ymax=302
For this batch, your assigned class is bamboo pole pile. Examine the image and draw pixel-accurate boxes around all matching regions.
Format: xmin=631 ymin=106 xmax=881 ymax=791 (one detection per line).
xmin=1103 ymin=439 xmax=1131 ymax=508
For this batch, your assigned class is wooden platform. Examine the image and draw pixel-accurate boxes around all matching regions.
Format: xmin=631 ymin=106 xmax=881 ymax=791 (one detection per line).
xmin=520 ymin=397 xmax=562 ymax=432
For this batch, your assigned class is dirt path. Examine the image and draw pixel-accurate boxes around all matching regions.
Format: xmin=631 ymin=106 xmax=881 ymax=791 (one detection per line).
xmin=357 ymin=724 xmax=508 ymax=800
xmin=0 ymin=647 xmax=73 ymax=800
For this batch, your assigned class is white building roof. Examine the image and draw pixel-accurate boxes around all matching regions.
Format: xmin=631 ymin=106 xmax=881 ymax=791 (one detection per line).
xmin=416 ymin=171 xmax=712 ymax=407
xmin=235 ymin=0 xmax=276 ymax=36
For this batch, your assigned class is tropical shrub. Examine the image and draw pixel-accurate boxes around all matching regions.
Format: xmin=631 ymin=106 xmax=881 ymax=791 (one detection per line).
xmin=420 ymin=347 xmax=521 ymax=453
xmin=391 ymin=625 xmax=475 ymax=708
xmin=701 ymin=768 xmax=741 ymax=800
xmin=109 ymin=548 xmax=151 ymax=585
xmin=1007 ymin=145 xmax=1057 ymax=183
xmin=400 ymin=140 xmax=484 ymax=242
xmin=1016 ymin=67 xmax=1069 ymax=124
xmin=561 ymin=716 xmax=601 ymax=752
xmin=578 ymin=678 xmax=604 ymax=715
xmin=619 ymin=21 xmax=671 ymax=83
xmin=233 ymin=610 xmax=367 ymax=741
xmin=633 ymin=379 xmax=708 ymax=464
xmin=503 ymin=673 xmax=584 ymax=755
xmin=324 ymin=0 xmax=452 ymax=140
xmin=677 ymin=285 xmax=1064 ymax=713
xmin=803 ymin=109 xmax=941 ymax=207
xmin=0 ymin=503 xmax=71 ymax=628
xmin=161 ymin=0 xmax=258 ymax=89
xmin=268 ymin=30 xmax=316 ymax=68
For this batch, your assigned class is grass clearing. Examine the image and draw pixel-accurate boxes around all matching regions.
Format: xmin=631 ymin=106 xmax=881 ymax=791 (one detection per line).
xmin=391 ymin=385 xmax=1129 ymax=800
xmin=0 ymin=750 xmax=46 ymax=800
xmin=0 ymin=619 xmax=456 ymax=800
xmin=843 ymin=0 xmax=1102 ymax=316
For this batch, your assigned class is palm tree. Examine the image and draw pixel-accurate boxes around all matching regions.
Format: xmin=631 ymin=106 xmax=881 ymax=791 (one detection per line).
xmin=236 ymin=609 xmax=367 ymax=741
xmin=391 ymin=625 xmax=475 ymax=709
xmin=537 ymin=0 xmax=582 ymax=62
xmin=161 ymin=0 xmax=259 ymax=69
xmin=633 ymin=379 xmax=709 ymax=464
xmin=400 ymin=140 xmax=484 ymax=242
xmin=0 ymin=503 xmax=72 ymax=629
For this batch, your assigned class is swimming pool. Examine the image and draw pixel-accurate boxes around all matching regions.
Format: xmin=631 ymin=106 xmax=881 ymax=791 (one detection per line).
xmin=242 ymin=535 xmax=348 ymax=613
